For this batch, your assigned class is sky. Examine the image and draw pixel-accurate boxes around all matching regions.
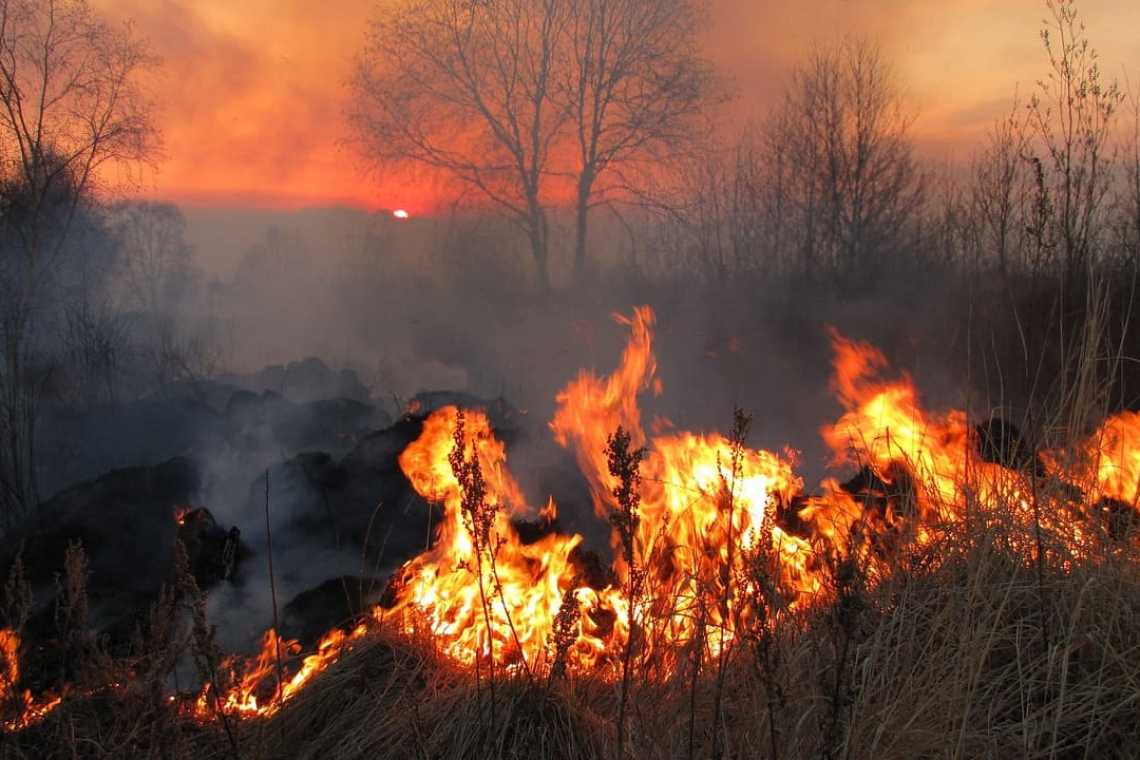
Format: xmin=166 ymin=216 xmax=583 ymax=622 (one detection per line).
xmin=96 ymin=0 xmax=1140 ymax=213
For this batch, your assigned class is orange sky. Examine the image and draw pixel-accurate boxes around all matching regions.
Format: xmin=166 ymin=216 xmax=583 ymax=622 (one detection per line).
xmin=96 ymin=0 xmax=1140 ymax=212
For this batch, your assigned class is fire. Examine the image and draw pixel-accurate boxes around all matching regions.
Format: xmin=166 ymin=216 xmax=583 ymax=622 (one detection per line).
xmin=801 ymin=331 xmax=1042 ymax=567
xmin=634 ymin=429 xmax=812 ymax=656
xmin=388 ymin=308 xmax=813 ymax=673
xmin=551 ymin=306 xmax=658 ymax=524
xmin=10 ymin=306 xmax=1140 ymax=732
xmin=385 ymin=308 xmax=1140 ymax=680
xmin=192 ymin=625 xmax=368 ymax=719
xmin=804 ymin=331 xmax=1140 ymax=563
xmin=549 ymin=308 xmax=811 ymax=661
xmin=389 ymin=406 xmax=589 ymax=670
xmin=1070 ymin=412 xmax=1140 ymax=507
xmin=820 ymin=330 xmax=975 ymax=519
xmin=1 ymin=628 xmax=62 ymax=732
xmin=807 ymin=332 xmax=973 ymax=560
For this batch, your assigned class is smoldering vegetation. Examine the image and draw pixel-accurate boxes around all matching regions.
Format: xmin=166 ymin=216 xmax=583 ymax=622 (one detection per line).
xmin=1 ymin=0 xmax=1139 ymax=757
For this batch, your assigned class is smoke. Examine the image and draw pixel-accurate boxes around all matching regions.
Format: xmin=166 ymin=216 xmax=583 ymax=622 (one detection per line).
xmin=4 ymin=184 xmax=999 ymax=661
xmin=157 ymin=204 xmax=975 ymax=551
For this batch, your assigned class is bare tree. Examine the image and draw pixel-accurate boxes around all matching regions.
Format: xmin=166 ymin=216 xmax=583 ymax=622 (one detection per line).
xmin=766 ymin=39 xmax=925 ymax=280
xmin=644 ymin=41 xmax=924 ymax=286
xmin=1123 ymin=78 xmax=1140 ymax=262
xmin=970 ymin=106 xmax=1031 ymax=278
xmin=656 ymin=139 xmax=766 ymax=284
xmin=350 ymin=0 xmax=714 ymax=289
xmin=957 ymin=2 xmax=1124 ymax=282
xmin=1025 ymin=0 xmax=1123 ymax=280
xmin=59 ymin=298 xmax=130 ymax=407
xmin=351 ymin=0 xmax=566 ymax=291
xmin=0 ymin=0 xmax=157 ymax=526
xmin=109 ymin=201 xmax=192 ymax=317
xmin=560 ymin=0 xmax=713 ymax=282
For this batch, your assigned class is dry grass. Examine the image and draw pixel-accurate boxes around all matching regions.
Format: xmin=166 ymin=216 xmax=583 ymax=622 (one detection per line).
xmin=5 ymin=475 xmax=1140 ymax=760
xmin=243 ymin=521 xmax=1140 ymax=760
xmin=252 ymin=636 xmax=607 ymax=760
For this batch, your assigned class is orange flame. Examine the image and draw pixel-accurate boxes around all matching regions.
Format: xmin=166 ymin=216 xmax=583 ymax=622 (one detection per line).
xmin=2 ymin=628 xmax=62 ymax=732
xmin=388 ymin=310 xmax=1140 ymax=680
xmin=549 ymin=308 xmax=811 ymax=661
xmin=191 ymin=624 xmax=370 ymax=720
xmin=389 ymin=406 xmax=590 ymax=670
xmin=550 ymin=306 xmax=657 ymax=522
xmin=34 ymin=306 xmax=1134 ymax=730
xmin=1069 ymin=412 xmax=1140 ymax=507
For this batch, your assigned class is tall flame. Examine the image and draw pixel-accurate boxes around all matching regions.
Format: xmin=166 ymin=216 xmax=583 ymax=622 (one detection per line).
xmin=550 ymin=306 xmax=658 ymax=521
xmin=389 ymin=405 xmax=587 ymax=670
xmin=549 ymin=308 xmax=811 ymax=661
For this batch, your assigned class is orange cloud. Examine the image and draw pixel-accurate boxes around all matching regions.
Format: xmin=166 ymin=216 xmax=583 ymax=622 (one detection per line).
xmin=96 ymin=0 xmax=1139 ymax=210
xmin=95 ymin=0 xmax=402 ymax=209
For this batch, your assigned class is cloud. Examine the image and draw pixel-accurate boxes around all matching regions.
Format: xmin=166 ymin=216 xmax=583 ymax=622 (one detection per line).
xmin=94 ymin=0 xmax=1139 ymax=209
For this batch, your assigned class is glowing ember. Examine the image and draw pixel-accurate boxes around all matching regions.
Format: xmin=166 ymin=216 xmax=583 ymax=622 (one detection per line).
xmin=2 ymin=628 xmax=62 ymax=732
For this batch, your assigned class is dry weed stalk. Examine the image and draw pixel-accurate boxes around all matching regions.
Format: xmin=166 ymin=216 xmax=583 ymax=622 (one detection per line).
xmin=606 ymin=425 xmax=646 ymax=759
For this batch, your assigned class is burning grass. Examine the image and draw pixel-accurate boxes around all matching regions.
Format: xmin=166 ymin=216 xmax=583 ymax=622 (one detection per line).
xmin=4 ymin=304 xmax=1140 ymax=758
xmin=9 ymin=531 xmax=1140 ymax=759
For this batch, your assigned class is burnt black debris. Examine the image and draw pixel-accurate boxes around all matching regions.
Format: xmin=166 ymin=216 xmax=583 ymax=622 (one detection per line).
xmin=0 ymin=458 xmax=244 ymax=685
xmin=840 ymin=463 xmax=919 ymax=519
xmin=407 ymin=391 xmax=523 ymax=439
xmin=178 ymin=507 xmax=244 ymax=587
xmin=975 ymin=417 xmax=1047 ymax=477
xmin=280 ymin=575 xmax=386 ymax=647
xmin=283 ymin=415 xmax=440 ymax=560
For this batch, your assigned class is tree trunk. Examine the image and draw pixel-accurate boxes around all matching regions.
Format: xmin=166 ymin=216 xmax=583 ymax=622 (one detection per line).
xmin=534 ymin=242 xmax=550 ymax=292
xmin=1 ymin=337 xmax=39 ymax=530
xmin=529 ymin=207 xmax=551 ymax=292
xmin=0 ymin=260 xmax=45 ymax=530
xmin=573 ymin=178 xmax=592 ymax=284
